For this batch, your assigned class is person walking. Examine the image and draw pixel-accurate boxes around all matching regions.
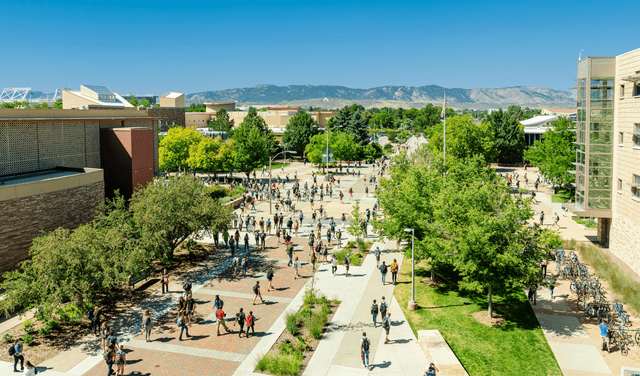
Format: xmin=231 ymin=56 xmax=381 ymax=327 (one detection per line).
xmin=115 ymin=345 xmax=126 ymax=376
xmin=549 ymin=274 xmax=556 ymax=300
xmin=142 ymin=310 xmax=153 ymax=342
xmin=294 ymin=257 xmax=301 ymax=279
xmin=232 ymin=254 xmax=240 ymax=277
xmin=379 ymin=261 xmax=388 ymax=285
xmin=425 ymin=363 xmax=440 ymax=376
xmin=330 ymin=254 xmax=337 ymax=276
xmin=182 ymin=277 xmax=193 ymax=299
xmin=223 ymin=231 xmax=230 ymax=248
xmin=360 ymin=332 xmax=371 ymax=369
xmin=186 ymin=295 xmax=196 ymax=325
xmin=244 ymin=233 xmax=250 ymax=251
xmin=241 ymin=255 xmax=248 ymax=278
xmin=103 ymin=343 xmax=115 ymax=376
xmin=371 ymin=299 xmax=379 ymax=327
xmin=178 ymin=312 xmax=189 ymax=341
xmin=382 ymin=312 xmax=392 ymax=344
xmin=11 ymin=338 xmax=24 ymax=372
xmin=336 ymin=229 xmax=342 ymax=248
xmin=246 ymin=311 xmax=259 ymax=338
xmin=343 ymin=254 xmax=351 ymax=276
xmin=215 ymin=306 xmax=231 ymax=336
xmin=600 ymin=322 xmax=611 ymax=352
xmin=294 ymin=220 xmax=299 ymax=236
xmin=374 ymin=247 xmax=381 ymax=267
xmin=161 ymin=268 xmax=169 ymax=294
xmin=213 ymin=295 xmax=224 ymax=312
xmin=390 ymin=259 xmax=399 ymax=285
xmin=234 ymin=308 xmax=246 ymax=338
xmin=88 ymin=307 xmax=101 ymax=336
xmin=349 ymin=188 xmax=353 ymax=201
xmin=380 ymin=296 xmax=388 ymax=320
xmin=286 ymin=242 xmax=294 ymax=267
xmin=266 ymin=267 xmax=276 ymax=291
xmin=101 ymin=322 xmax=110 ymax=350
xmin=252 ymin=281 xmax=265 ymax=304
xmin=260 ymin=231 xmax=267 ymax=250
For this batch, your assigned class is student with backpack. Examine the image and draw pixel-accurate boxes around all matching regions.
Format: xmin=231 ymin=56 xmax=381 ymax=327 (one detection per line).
xmin=178 ymin=312 xmax=190 ymax=341
xmin=215 ymin=306 xmax=230 ymax=336
xmin=103 ymin=343 xmax=115 ymax=376
xmin=266 ymin=267 xmax=275 ymax=291
xmin=360 ymin=332 xmax=371 ymax=369
xmin=106 ymin=329 xmax=118 ymax=350
xmin=142 ymin=310 xmax=153 ymax=342
xmin=186 ymin=296 xmax=196 ymax=325
xmin=101 ymin=322 xmax=110 ymax=350
xmin=115 ymin=345 xmax=126 ymax=376
xmin=371 ymin=299 xmax=379 ymax=327
xmin=10 ymin=338 xmax=24 ymax=372
xmin=382 ymin=312 xmax=392 ymax=344
xmin=234 ymin=308 xmax=246 ymax=338
xmin=245 ymin=311 xmax=259 ymax=338
xmin=330 ymin=255 xmax=337 ymax=276
xmin=343 ymin=254 xmax=351 ymax=276
xmin=379 ymin=261 xmax=388 ymax=285
xmin=252 ymin=281 xmax=264 ymax=305
xmin=424 ymin=362 xmax=439 ymax=376
xmin=88 ymin=307 xmax=101 ymax=336
xmin=390 ymin=259 xmax=399 ymax=285
xmin=379 ymin=296 xmax=388 ymax=320
xmin=183 ymin=278 xmax=193 ymax=299
xmin=241 ymin=256 xmax=248 ymax=278
xmin=244 ymin=233 xmax=249 ymax=251
xmin=294 ymin=257 xmax=301 ymax=279
xmin=286 ymin=242 xmax=294 ymax=267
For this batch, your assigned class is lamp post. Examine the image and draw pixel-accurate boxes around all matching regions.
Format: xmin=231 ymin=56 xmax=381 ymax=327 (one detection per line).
xmin=404 ymin=228 xmax=417 ymax=310
xmin=269 ymin=149 xmax=294 ymax=214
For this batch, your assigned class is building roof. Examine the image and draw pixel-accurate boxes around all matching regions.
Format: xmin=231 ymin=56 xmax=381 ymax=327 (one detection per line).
xmin=64 ymin=89 xmax=134 ymax=108
xmin=204 ymin=102 xmax=236 ymax=105
xmin=266 ymin=107 xmax=300 ymax=111
xmin=521 ymin=115 xmax=559 ymax=127
xmin=162 ymin=92 xmax=184 ymax=98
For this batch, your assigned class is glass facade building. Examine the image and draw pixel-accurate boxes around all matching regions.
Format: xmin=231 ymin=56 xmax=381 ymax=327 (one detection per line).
xmin=575 ymin=57 xmax=616 ymax=213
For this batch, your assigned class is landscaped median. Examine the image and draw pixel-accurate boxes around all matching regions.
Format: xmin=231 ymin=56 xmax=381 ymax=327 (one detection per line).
xmin=394 ymin=259 xmax=562 ymax=376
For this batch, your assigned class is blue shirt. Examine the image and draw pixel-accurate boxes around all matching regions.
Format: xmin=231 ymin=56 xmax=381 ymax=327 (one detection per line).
xmin=14 ymin=343 xmax=23 ymax=355
xmin=599 ymin=324 xmax=609 ymax=337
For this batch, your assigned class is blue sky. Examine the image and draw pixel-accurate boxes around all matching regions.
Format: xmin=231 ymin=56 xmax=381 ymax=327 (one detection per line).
xmin=0 ymin=0 xmax=636 ymax=95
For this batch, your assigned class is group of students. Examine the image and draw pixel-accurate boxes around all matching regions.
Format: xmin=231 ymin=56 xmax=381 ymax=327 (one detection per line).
xmin=212 ymin=295 xmax=260 ymax=338
xmin=8 ymin=338 xmax=37 ymax=375
xmin=99 ymin=320 xmax=126 ymax=376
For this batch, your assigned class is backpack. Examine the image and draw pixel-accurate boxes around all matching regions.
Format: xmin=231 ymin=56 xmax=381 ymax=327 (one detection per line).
xmin=253 ymin=284 xmax=259 ymax=294
xmin=380 ymin=302 xmax=387 ymax=315
xmin=145 ymin=316 xmax=151 ymax=326
xmin=236 ymin=312 xmax=245 ymax=324
xmin=8 ymin=344 xmax=16 ymax=356
xmin=103 ymin=349 xmax=112 ymax=362
xmin=216 ymin=309 xmax=224 ymax=320
xmin=381 ymin=265 xmax=388 ymax=274
xmin=246 ymin=315 xmax=253 ymax=326
xmin=115 ymin=351 xmax=124 ymax=365
xmin=183 ymin=282 xmax=192 ymax=291
xmin=371 ymin=304 xmax=378 ymax=315
xmin=362 ymin=338 xmax=370 ymax=352
xmin=382 ymin=317 xmax=390 ymax=329
xmin=241 ymin=258 xmax=247 ymax=267
xmin=267 ymin=270 xmax=274 ymax=280
xmin=177 ymin=318 xmax=183 ymax=327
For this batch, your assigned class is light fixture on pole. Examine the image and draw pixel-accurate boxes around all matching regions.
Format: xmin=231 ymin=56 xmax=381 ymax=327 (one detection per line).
xmin=404 ymin=228 xmax=417 ymax=310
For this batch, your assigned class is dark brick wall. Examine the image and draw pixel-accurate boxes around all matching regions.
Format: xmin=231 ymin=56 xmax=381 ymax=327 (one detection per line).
xmin=148 ymin=107 xmax=186 ymax=130
xmin=0 ymin=181 xmax=104 ymax=277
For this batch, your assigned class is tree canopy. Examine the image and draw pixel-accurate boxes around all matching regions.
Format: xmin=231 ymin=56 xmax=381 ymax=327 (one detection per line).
xmin=428 ymin=114 xmax=496 ymax=163
xmin=208 ymin=108 xmax=235 ymax=134
xmin=159 ymin=127 xmax=203 ymax=171
xmin=282 ymin=112 xmax=320 ymax=154
xmin=486 ymin=109 xmax=525 ymax=163
xmin=232 ymin=120 xmax=269 ymax=176
xmin=523 ymin=117 xmax=576 ymax=187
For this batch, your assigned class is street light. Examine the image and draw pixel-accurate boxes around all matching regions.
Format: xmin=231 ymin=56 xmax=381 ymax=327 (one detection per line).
xmin=269 ymin=149 xmax=294 ymax=214
xmin=404 ymin=228 xmax=417 ymax=310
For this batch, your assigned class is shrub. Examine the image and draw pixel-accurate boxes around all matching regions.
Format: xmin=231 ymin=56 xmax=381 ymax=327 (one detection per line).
xmin=39 ymin=326 xmax=51 ymax=336
xmin=255 ymin=352 xmax=303 ymax=376
xmin=46 ymin=320 xmax=59 ymax=331
xmin=23 ymin=334 xmax=34 ymax=344
xmin=285 ymin=312 xmax=299 ymax=336
xmin=22 ymin=320 xmax=35 ymax=334
xmin=2 ymin=333 xmax=13 ymax=343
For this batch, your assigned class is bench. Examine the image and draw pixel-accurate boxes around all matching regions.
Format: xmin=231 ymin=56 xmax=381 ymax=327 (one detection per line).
xmin=128 ymin=269 xmax=151 ymax=289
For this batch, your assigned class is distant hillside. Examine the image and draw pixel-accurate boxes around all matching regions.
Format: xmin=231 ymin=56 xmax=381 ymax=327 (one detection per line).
xmin=186 ymin=84 xmax=575 ymax=109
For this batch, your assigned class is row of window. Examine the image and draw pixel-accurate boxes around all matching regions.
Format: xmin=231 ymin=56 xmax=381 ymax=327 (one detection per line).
xmin=620 ymin=83 xmax=640 ymax=98
xmin=618 ymin=175 xmax=640 ymax=199
xmin=617 ymin=124 xmax=640 ymax=147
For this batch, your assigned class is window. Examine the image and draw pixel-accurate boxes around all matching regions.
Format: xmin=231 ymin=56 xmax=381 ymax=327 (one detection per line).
xmin=619 ymin=132 xmax=624 ymax=146
xmin=621 ymin=85 xmax=626 ymax=98
xmin=634 ymin=124 xmax=640 ymax=148
xmin=634 ymin=84 xmax=640 ymax=97
xmin=633 ymin=175 xmax=640 ymax=199
xmin=618 ymin=179 xmax=623 ymax=192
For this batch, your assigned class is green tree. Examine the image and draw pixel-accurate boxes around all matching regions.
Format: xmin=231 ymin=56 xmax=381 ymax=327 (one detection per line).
xmin=186 ymin=103 xmax=206 ymax=112
xmin=54 ymin=99 xmax=63 ymax=109
xmin=34 ymin=103 xmax=49 ymax=109
xmin=428 ymin=114 xmax=496 ymax=163
xmin=486 ymin=109 xmax=525 ymax=162
xmin=347 ymin=201 xmax=366 ymax=241
xmin=282 ymin=112 xmax=319 ymax=154
xmin=328 ymin=104 xmax=370 ymax=145
xmin=370 ymin=112 xmax=394 ymax=130
xmin=232 ymin=120 xmax=269 ymax=177
xmin=159 ymin=127 xmax=203 ymax=171
xmin=413 ymin=104 xmax=442 ymax=133
xmin=241 ymin=107 xmax=277 ymax=155
xmin=128 ymin=97 xmax=139 ymax=106
xmin=131 ymin=175 xmax=233 ymax=260
xmin=524 ymin=117 xmax=576 ymax=187
xmin=187 ymin=136 xmax=235 ymax=175
xmin=209 ymin=108 xmax=235 ymax=134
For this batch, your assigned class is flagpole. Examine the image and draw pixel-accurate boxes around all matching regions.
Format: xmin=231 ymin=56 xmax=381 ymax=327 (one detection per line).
xmin=443 ymin=88 xmax=446 ymax=168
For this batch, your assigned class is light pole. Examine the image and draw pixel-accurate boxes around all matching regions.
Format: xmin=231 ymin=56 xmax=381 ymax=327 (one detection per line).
xmin=269 ymin=149 xmax=294 ymax=214
xmin=404 ymin=228 xmax=417 ymax=310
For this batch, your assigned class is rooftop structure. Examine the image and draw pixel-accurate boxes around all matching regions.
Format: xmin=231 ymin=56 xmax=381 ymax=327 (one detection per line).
xmin=160 ymin=92 xmax=185 ymax=107
xmin=62 ymin=85 xmax=134 ymax=109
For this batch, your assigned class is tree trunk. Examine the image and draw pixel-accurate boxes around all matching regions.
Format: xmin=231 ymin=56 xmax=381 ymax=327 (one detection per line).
xmin=487 ymin=285 xmax=493 ymax=319
xmin=430 ymin=265 xmax=435 ymax=282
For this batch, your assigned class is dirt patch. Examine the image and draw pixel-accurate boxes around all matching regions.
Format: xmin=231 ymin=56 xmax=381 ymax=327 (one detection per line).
xmin=472 ymin=311 xmax=506 ymax=328
xmin=0 ymin=241 xmax=224 ymax=366
xmin=420 ymin=277 xmax=444 ymax=287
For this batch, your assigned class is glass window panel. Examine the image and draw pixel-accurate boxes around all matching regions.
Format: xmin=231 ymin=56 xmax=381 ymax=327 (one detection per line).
xmin=579 ymin=122 xmax=586 ymax=131
xmin=590 ymin=100 xmax=614 ymax=109
xmin=589 ymin=153 xmax=612 ymax=167
xmin=635 ymin=124 xmax=640 ymax=133
xmin=589 ymin=190 xmax=611 ymax=198
xmin=589 ymin=176 xmax=612 ymax=189
xmin=589 ymin=167 xmax=612 ymax=177
xmin=590 ymin=131 xmax=612 ymax=144
xmin=591 ymin=88 xmax=613 ymax=100
xmin=590 ymin=144 xmax=613 ymax=153
xmin=590 ymin=122 xmax=613 ymax=131
xmin=634 ymin=174 xmax=640 ymax=185
xmin=588 ymin=198 xmax=611 ymax=210
xmin=590 ymin=109 xmax=614 ymax=121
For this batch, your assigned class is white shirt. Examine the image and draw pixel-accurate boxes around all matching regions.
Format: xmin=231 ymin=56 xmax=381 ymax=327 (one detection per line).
xmin=23 ymin=367 xmax=36 ymax=376
xmin=294 ymin=261 xmax=301 ymax=270
xmin=331 ymin=258 xmax=337 ymax=266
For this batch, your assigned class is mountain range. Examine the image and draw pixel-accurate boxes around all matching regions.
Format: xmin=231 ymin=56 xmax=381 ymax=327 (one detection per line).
xmin=186 ymin=84 xmax=575 ymax=109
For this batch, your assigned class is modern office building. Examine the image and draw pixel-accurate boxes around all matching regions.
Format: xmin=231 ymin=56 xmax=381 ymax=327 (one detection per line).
xmin=574 ymin=49 xmax=640 ymax=274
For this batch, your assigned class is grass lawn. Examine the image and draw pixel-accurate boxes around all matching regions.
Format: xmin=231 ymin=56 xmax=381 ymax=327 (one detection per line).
xmin=572 ymin=216 xmax=597 ymax=228
xmin=268 ymin=162 xmax=290 ymax=170
xmin=395 ymin=260 xmax=561 ymax=376
xmin=551 ymin=187 xmax=573 ymax=203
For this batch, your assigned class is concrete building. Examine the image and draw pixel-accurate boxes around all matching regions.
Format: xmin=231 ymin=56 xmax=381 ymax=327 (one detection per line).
xmin=0 ymin=107 xmax=161 ymax=276
xmin=122 ymin=94 xmax=158 ymax=105
xmin=521 ymin=115 xmax=560 ymax=146
xmin=541 ymin=108 xmax=577 ymax=118
xmin=62 ymin=85 xmax=135 ymax=109
xmin=159 ymin=92 xmax=185 ymax=108
xmin=572 ymin=48 xmax=640 ymax=274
